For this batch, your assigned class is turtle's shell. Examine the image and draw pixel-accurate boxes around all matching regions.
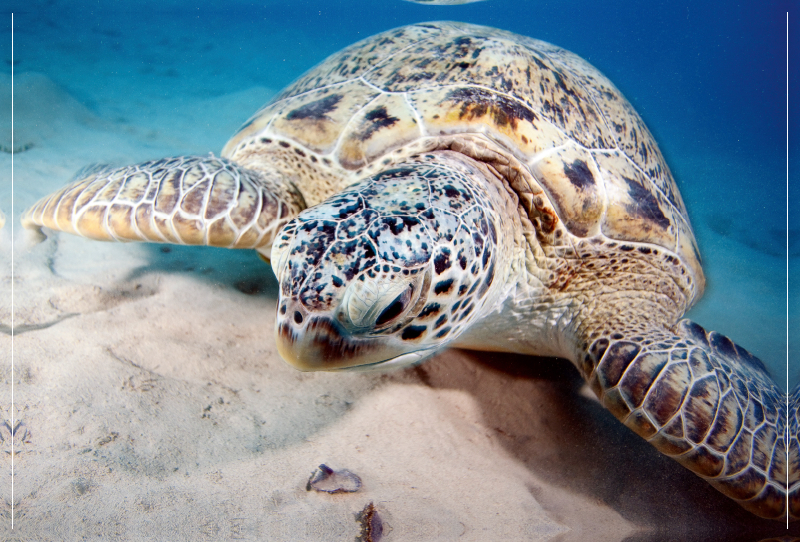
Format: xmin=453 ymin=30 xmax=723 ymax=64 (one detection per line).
xmin=222 ymin=22 xmax=703 ymax=302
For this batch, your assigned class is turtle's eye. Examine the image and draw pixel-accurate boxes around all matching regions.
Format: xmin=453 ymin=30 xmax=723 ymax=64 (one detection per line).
xmin=375 ymin=285 xmax=414 ymax=327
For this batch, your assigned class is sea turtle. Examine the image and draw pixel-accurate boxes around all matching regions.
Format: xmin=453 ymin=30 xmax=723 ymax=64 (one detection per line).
xmin=22 ymin=22 xmax=797 ymax=521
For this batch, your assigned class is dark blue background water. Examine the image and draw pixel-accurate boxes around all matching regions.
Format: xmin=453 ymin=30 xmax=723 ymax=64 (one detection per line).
xmin=2 ymin=0 xmax=797 ymax=387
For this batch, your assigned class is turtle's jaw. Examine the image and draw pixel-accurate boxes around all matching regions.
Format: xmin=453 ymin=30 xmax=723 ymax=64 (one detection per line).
xmin=336 ymin=347 xmax=439 ymax=372
xmin=275 ymin=306 xmax=430 ymax=372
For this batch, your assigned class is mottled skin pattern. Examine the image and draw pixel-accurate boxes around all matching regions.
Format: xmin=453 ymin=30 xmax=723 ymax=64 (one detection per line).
xmin=22 ymin=22 xmax=797 ymax=520
xmin=272 ymin=152 xmax=513 ymax=371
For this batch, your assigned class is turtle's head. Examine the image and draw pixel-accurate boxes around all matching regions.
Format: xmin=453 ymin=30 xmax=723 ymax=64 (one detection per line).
xmin=270 ymin=155 xmax=502 ymax=372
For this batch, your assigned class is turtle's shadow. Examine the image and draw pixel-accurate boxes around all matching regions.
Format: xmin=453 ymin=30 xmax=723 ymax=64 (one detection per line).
xmin=109 ymin=244 xmax=795 ymax=539
xmin=125 ymin=243 xmax=279 ymax=299
xmin=396 ymin=349 xmax=798 ymax=541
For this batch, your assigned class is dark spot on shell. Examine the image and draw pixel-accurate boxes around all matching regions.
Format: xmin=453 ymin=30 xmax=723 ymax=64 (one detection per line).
xmin=306 ymin=464 xmax=362 ymax=494
xmin=551 ymin=70 xmax=578 ymax=98
xmin=563 ymin=159 xmax=594 ymax=190
xmin=287 ymin=94 xmax=343 ymax=121
xmin=358 ymin=106 xmax=400 ymax=141
xmin=531 ymin=54 xmax=548 ymax=71
xmin=279 ymin=141 xmax=290 ymax=148
xmin=621 ymin=176 xmax=670 ymax=229
xmin=446 ymin=87 xmax=536 ymax=130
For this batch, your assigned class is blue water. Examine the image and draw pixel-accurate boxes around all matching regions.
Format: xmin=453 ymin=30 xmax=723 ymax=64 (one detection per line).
xmin=1 ymin=2 xmax=799 ymax=539
xmin=2 ymin=0 xmax=796 ymax=388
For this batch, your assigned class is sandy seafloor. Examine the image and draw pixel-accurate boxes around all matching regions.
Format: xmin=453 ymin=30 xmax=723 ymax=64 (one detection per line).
xmin=0 ymin=1 xmax=798 ymax=540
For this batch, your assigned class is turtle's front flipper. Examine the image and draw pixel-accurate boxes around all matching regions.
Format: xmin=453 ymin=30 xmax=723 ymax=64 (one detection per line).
xmin=22 ymin=155 xmax=306 ymax=255
xmin=579 ymin=319 xmax=797 ymax=520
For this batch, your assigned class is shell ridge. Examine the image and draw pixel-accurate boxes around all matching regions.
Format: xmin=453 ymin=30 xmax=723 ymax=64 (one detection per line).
xmin=590 ymin=148 xmax=693 ymax=239
xmin=69 ymin=176 xmax=101 ymax=236
xmin=101 ymin=201 xmax=120 ymax=242
xmin=403 ymin=92 xmax=428 ymax=137
xmin=358 ymin=76 xmax=388 ymax=95
xmin=330 ymin=92 xmax=385 ymax=162
xmin=587 ymin=152 xmax=610 ymax=237
xmin=608 ymin=148 xmax=686 ymax=228
xmin=526 ymin=143 xmax=571 ymax=167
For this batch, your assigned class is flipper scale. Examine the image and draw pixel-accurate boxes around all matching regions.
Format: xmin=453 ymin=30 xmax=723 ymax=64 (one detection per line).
xmin=22 ymin=155 xmax=305 ymax=253
xmin=584 ymin=319 xmax=797 ymax=520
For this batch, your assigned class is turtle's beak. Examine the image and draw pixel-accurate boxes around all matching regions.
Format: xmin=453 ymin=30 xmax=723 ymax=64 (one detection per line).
xmin=274 ymin=299 xmax=405 ymax=371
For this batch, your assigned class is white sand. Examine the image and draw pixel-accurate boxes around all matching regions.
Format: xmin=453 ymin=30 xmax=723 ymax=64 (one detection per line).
xmin=0 ymin=19 xmax=795 ymax=542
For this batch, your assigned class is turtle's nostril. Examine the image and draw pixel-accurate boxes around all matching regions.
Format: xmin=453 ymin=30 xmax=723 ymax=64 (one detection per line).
xmin=293 ymin=311 xmax=304 ymax=324
xmin=279 ymin=304 xmax=287 ymax=315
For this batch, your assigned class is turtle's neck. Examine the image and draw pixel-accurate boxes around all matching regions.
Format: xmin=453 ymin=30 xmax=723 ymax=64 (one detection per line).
xmin=450 ymin=253 xmax=579 ymax=361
